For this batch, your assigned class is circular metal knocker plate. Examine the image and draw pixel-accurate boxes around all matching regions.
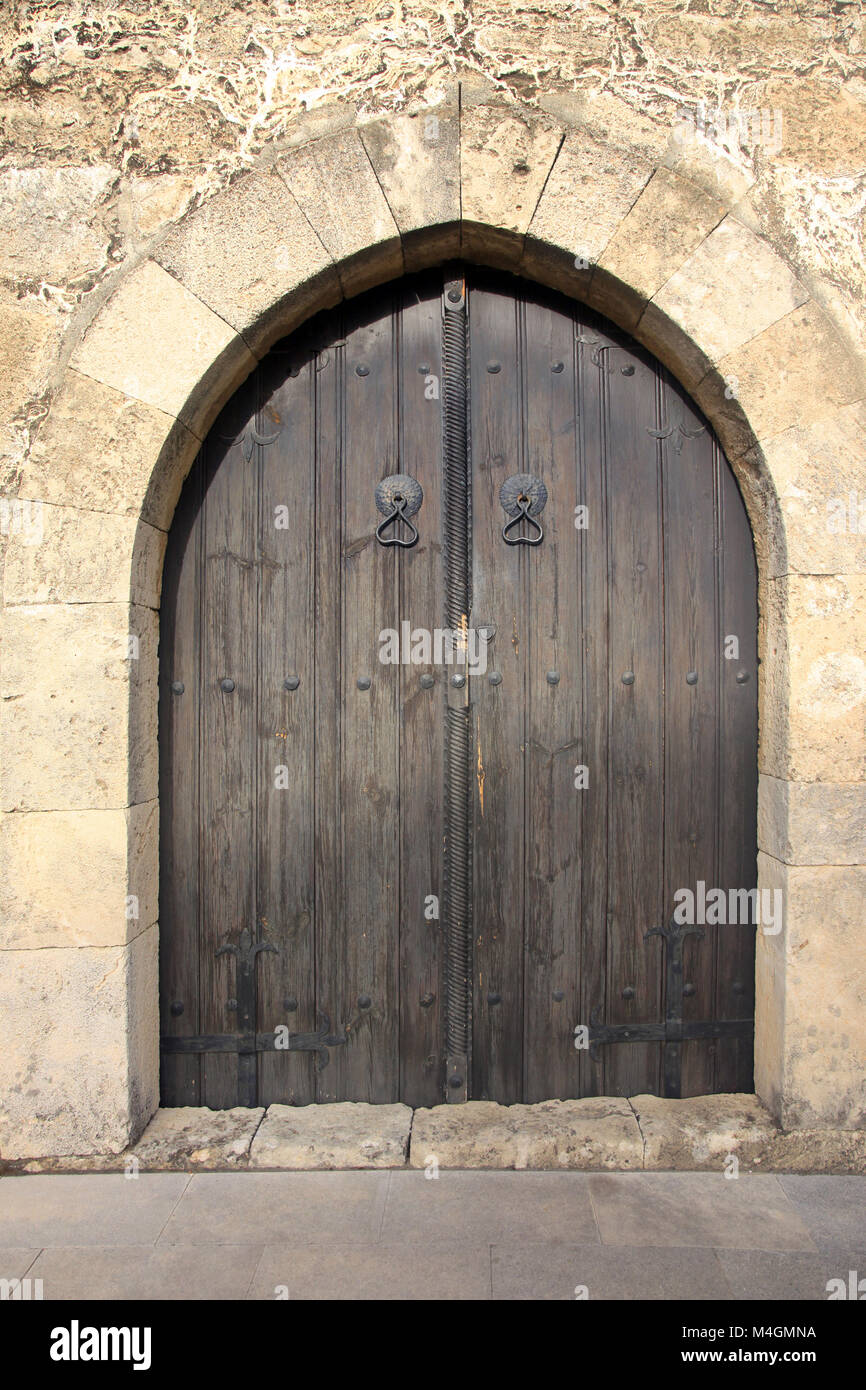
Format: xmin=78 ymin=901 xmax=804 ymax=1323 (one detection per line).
xmin=375 ymin=474 xmax=423 ymax=518
xmin=499 ymin=473 xmax=548 ymax=518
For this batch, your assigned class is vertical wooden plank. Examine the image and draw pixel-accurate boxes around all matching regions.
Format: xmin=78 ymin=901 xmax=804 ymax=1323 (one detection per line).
xmin=199 ymin=377 xmax=259 ymax=1108
xmin=602 ymin=334 xmax=665 ymax=1098
xmin=256 ymin=339 xmax=317 ymax=1105
xmin=470 ymin=279 xmax=525 ymax=1102
xmin=660 ymin=375 xmax=721 ymax=1097
xmin=313 ymin=314 xmax=346 ymax=1103
xmin=575 ymin=312 xmax=611 ymax=1098
xmin=159 ymin=453 xmax=203 ymax=1106
xmin=339 ymin=292 xmax=401 ymax=1100
xmin=397 ymin=277 xmax=446 ymax=1107
xmin=715 ymin=444 xmax=759 ymax=1091
xmin=523 ymin=291 xmax=583 ymax=1101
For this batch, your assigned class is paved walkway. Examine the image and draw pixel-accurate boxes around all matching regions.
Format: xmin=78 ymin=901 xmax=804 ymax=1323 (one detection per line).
xmin=1 ymin=1171 xmax=864 ymax=1300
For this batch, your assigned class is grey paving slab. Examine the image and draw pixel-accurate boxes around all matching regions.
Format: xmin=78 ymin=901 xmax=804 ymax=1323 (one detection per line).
xmin=588 ymin=1173 xmax=816 ymax=1252
xmin=158 ymin=1171 xmax=389 ymax=1246
xmin=491 ymin=1242 xmax=733 ymax=1301
xmin=247 ymin=1242 xmax=491 ymax=1300
xmin=0 ymin=1175 xmax=190 ymax=1248
xmin=379 ymin=1170 xmax=599 ymax=1246
xmin=29 ymin=1244 xmax=264 ymax=1300
xmin=777 ymin=1176 xmax=866 ymax=1253
xmin=0 ymin=1249 xmax=41 ymax=1280
xmin=715 ymin=1247 xmax=866 ymax=1301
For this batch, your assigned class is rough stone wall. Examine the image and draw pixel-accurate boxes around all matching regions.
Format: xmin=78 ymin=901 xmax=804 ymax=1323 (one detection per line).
xmin=1 ymin=1 xmax=865 ymax=483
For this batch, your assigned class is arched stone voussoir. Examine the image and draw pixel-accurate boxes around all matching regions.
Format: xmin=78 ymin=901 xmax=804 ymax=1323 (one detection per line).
xmin=460 ymin=91 xmax=565 ymax=272
xmin=70 ymin=258 xmax=258 ymax=444
xmin=20 ymin=368 xmax=198 ymax=534
xmin=274 ymin=128 xmax=403 ymax=300
xmin=154 ymin=167 xmax=342 ymax=361
xmin=359 ymin=103 xmax=461 ymax=272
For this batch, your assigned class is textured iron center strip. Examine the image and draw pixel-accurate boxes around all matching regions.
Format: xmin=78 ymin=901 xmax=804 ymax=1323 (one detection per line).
xmin=442 ymin=276 xmax=472 ymax=1103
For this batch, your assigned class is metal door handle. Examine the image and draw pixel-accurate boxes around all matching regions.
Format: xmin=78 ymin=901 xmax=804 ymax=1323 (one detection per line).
xmin=500 ymin=473 xmax=547 ymax=546
xmin=502 ymin=494 xmax=543 ymax=546
xmin=375 ymin=473 xmax=422 ymax=548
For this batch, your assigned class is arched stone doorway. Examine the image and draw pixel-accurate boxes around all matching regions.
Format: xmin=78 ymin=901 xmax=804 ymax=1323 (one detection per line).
xmin=3 ymin=91 xmax=862 ymax=1158
xmin=158 ymin=267 xmax=758 ymax=1110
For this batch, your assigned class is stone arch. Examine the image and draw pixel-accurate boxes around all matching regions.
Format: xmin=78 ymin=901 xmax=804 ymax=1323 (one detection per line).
xmin=3 ymin=91 xmax=864 ymax=1157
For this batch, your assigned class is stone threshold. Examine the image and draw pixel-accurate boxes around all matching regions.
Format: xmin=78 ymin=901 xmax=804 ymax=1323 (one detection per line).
xmin=4 ymin=1094 xmax=865 ymax=1175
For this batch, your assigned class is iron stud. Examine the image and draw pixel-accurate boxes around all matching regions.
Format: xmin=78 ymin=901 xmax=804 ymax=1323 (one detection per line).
xmin=355 ymin=364 xmax=370 ymax=377
xmin=451 ymin=673 xmax=466 ymax=688
xmin=220 ymin=677 xmax=235 ymax=693
xmin=488 ymin=671 xmax=502 ymax=686
xmin=357 ymin=676 xmax=371 ymax=690
xmin=551 ymin=361 xmax=564 ymax=374
xmin=357 ymin=994 xmax=372 ymax=1010
xmin=170 ymin=1000 xmax=184 ymax=1017
xmin=284 ymin=675 xmax=300 ymax=691
xmin=552 ymin=989 xmax=565 ymax=1002
xmin=420 ymin=673 xmax=434 ymax=689
xmin=736 ymin=670 xmax=750 ymax=683
xmin=420 ymin=993 xmax=435 ymax=1008
xmin=622 ymin=671 xmax=635 ymax=685
xmin=487 ymin=361 xmax=501 ymax=374
xmin=686 ymin=671 xmax=699 ymax=685
xmin=546 ymin=670 xmax=560 ymax=685
xmin=622 ymin=987 xmax=635 ymax=1000
xmin=171 ymin=681 xmax=184 ymax=695
xmin=487 ymin=991 xmax=502 ymax=1005
xmin=284 ymin=996 xmax=298 ymax=1012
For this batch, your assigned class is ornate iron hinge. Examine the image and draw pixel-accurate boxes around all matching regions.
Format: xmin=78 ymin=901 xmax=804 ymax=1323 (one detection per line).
xmin=587 ymin=915 xmax=753 ymax=1098
xmin=160 ymin=926 xmax=348 ymax=1105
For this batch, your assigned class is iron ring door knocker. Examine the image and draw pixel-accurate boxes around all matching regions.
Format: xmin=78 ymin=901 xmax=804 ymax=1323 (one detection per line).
xmin=500 ymin=473 xmax=548 ymax=546
xmin=375 ymin=473 xmax=423 ymax=548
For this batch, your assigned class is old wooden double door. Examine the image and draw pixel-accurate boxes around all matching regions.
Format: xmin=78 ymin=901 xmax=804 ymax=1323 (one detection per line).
xmin=160 ymin=268 xmax=758 ymax=1110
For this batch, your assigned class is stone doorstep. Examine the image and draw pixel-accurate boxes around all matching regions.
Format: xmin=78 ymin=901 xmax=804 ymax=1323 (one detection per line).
xmin=5 ymin=1094 xmax=865 ymax=1175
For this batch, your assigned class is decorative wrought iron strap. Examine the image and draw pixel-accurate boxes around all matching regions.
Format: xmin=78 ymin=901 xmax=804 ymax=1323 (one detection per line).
xmin=441 ymin=275 xmax=472 ymax=1103
xmin=160 ymin=926 xmax=348 ymax=1105
xmin=588 ymin=916 xmax=753 ymax=1098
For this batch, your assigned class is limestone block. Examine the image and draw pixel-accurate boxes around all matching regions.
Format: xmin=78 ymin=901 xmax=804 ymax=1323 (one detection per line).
xmin=0 ymin=801 xmax=157 ymax=949
xmin=742 ymin=400 xmax=866 ymax=579
xmin=0 ymin=602 xmax=158 ymax=811
xmin=0 ymin=166 xmax=115 ymax=281
xmin=631 ymin=1093 xmax=778 ymax=1170
xmin=275 ymin=130 xmax=402 ymax=297
xmin=591 ymin=168 xmax=726 ymax=330
xmin=0 ymin=927 xmax=158 ymax=1159
xmin=19 ymin=367 xmax=198 ymax=531
xmin=0 ymin=291 xmax=64 ymax=471
xmin=761 ymin=1129 xmax=866 ymax=1174
xmin=70 ymin=259 xmax=256 ymax=440
xmin=759 ymin=574 xmax=866 ymax=782
xmin=409 ymin=1097 xmax=642 ymax=1170
xmin=250 ymin=1102 xmax=412 ymax=1169
xmin=461 ymin=99 xmax=564 ymax=270
xmin=702 ymin=302 xmax=865 ymax=456
xmin=3 ymin=503 xmax=165 ymax=608
xmin=523 ymin=125 xmax=652 ymax=295
xmin=652 ymin=217 xmax=808 ymax=365
xmin=762 ymin=856 xmax=866 ymax=1130
xmin=155 ymin=170 xmax=340 ymax=357
xmin=758 ymin=775 xmax=866 ymax=866
xmin=359 ymin=105 xmax=460 ymax=269
xmin=132 ymin=1106 xmax=265 ymax=1170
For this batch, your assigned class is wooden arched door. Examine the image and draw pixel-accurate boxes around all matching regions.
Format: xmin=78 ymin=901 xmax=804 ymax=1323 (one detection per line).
xmin=159 ymin=269 xmax=758 ymax=1108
